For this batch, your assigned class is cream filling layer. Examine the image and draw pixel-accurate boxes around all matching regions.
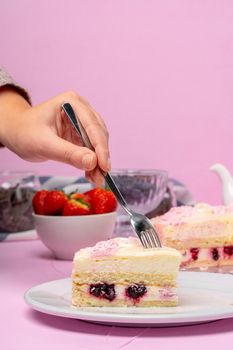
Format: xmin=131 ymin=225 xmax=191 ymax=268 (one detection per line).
xmin=73 ymin=256 xmax=180 ymax=275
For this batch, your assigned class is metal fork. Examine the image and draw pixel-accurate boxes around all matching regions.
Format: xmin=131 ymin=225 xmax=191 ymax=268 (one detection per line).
xmin=61 ymin=102 xmax=162 ymax=249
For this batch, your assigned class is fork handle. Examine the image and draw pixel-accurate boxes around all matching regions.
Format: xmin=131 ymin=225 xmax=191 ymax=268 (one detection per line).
xmin=62 ymin=102 xmax=94 ymax=150
xmin=62 ymin=103 xmax=132 ymax=216
xmin=104 ymin=173 xmax=131 ymax=215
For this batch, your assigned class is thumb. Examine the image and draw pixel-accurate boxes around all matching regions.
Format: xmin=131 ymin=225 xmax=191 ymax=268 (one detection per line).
xmin=44 ymin=135 xmax=97 ymax=171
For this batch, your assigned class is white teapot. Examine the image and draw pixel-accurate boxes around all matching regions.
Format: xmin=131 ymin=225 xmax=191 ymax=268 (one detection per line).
xmin=210 ymin=163 xmax=233 ymax=205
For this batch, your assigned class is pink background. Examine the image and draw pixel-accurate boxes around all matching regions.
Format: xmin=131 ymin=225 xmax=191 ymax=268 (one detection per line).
xmin=1 ymin=0 xmax=233 ymax=204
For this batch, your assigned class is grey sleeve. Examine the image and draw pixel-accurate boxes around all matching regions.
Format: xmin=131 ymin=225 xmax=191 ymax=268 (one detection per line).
xmin=0 ymin=66 xmax=31 ymax=105
xmin=0 ymin=66 xmax=32 ymax=147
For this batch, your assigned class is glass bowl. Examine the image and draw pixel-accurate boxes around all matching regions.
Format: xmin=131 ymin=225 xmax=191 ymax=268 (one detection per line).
xmin=109 ymin=169 xmax=168 ymax=235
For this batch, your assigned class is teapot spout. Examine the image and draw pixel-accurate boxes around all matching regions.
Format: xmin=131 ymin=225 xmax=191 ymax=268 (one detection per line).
xmin=210 ymin=163 xmax=233 ymax=205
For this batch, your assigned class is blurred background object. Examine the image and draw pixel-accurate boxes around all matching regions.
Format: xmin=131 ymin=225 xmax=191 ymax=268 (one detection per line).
xmin=0 ymin=171 xmax=40 ymax=234
xmin=210 ymin=163 xmax=233 ymax=205
xmin=110 ymin=169 xmax=168 ymax=234
xmin=0 ymin=172 xmax=194 ymax=241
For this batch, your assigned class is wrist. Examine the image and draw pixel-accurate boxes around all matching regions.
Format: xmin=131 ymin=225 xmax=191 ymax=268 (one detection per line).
xmin=0 ymin=87 xmax=31 ymax=148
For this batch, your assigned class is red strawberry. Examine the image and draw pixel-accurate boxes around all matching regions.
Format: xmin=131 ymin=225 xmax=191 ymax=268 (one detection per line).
xmin=44 ymin=190 xmax=68 ymax=215
xmin=32 ymin=190 xmax=49 ymax=215
xmin=84 ymin=188 xmax=117 ymax=214
xmin=63 ymin=198 xmax=91 ymax=216
xmin=84 ymin=188 xmax=97 ymax=204
xmin=70 ymin=192 xmax=91 ymax=203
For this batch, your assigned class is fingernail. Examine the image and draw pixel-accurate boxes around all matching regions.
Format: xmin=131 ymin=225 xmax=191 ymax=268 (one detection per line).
xmin=82 ymin=154 xmax=94 ymax=170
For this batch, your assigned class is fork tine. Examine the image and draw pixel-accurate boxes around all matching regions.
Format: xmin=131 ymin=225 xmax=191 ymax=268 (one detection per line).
xmin=138 ymin=234 xmax=147 ymax=248
xmin=147 ymin=229 xmax=157 ymax=248
xmin=150 ymin=228 xmax=162 ymax=248
xmin=145 ymin=230 xmax=154 ymax=248
xmin=141 ymin=231 xmax=152 ymax=248
xmin=140 ymin=232 xmax=149 ymax=248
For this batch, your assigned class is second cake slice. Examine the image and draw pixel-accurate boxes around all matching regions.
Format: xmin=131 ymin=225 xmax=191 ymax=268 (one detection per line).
xmin=152 ymin=203 xmax=233 ymax=269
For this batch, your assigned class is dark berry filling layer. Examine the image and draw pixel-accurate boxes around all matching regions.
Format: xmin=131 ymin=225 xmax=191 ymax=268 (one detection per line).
xmin=126 ymin=283 xmax=147 ymax=300
xmin=89 ymin=283 xmax=116 ymax=301
xmin=181 ymin=245 xmax=233 ymax=267
xmin=212 ymin=248 xmax=219 ymax=261
xmin=224 ymin=246 xmax=233 ymax=256
xmin=190 ymin=248 xmax=199 ymax=261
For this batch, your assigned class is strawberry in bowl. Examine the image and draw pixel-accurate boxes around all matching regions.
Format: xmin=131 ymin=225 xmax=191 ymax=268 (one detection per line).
xmin=63 ymin=194 xmax=92 ymax=216
xmin=44 ymin=190 xmax=68 ymax=215
xmin=85 ymin=188 xmax=117 ymax=214
xmin=32 ymin=188 xmax=117 ymax=216
xmin=32 ymin=188 xmax=117 ymax=260
xmin=32 ymin=190 xmax=49 ymax=215
xmin=33 ymin=189 xmax=68 ymax=216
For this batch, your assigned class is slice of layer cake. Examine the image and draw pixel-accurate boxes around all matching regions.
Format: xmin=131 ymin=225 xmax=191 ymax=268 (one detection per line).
xmin=72 ymin=237 xmax=181 ymax=307
xmin=152 ymin=203 xmax=233 ymax=269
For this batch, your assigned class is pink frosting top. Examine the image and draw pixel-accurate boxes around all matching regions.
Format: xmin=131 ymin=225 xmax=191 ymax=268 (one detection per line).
xmin=153 ymin=203 xmax=233 ymax=226
xmin=90 ymin=237 xmax=140 ymax=257
xmin=91 ymin=239 xmax=119 ymax=257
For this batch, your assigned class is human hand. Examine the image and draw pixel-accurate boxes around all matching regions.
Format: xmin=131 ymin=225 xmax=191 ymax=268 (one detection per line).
xmin=0 ymin=88 xmax=110 ymax=185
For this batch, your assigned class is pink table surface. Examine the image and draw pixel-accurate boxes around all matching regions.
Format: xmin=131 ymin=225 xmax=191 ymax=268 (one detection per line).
xmin=1 ymin=239 xmax=233 ymax=350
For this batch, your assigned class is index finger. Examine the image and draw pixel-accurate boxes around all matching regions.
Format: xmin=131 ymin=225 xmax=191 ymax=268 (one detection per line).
xmin=69 ymin=96 xmax=111 ymax=173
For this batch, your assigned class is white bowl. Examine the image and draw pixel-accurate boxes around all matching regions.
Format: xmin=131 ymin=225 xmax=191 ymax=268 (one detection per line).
xmin=33 ymin=212 xmax=117 ymax=260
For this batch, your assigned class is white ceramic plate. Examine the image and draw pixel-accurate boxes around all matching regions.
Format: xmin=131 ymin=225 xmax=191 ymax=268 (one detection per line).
xmin=24 ymin=272 xmax=233 ymax=327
